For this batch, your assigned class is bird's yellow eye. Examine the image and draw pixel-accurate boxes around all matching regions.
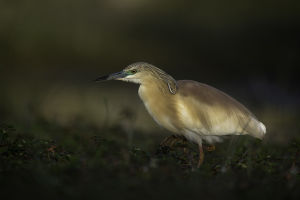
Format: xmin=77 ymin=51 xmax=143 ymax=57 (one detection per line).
xmin=130 ymin=69 xmax=137 ymax=74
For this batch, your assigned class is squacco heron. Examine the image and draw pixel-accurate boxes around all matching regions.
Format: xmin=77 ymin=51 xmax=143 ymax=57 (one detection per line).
xmin=96 ymin=62 xmax=266 ymax=167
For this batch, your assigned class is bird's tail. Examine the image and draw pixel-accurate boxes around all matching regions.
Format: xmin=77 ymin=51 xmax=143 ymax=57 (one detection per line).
xmin=246 ymin=118 xmax=266 ymax=139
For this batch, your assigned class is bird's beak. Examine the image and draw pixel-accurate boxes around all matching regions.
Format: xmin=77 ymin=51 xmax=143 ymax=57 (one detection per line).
xmin=94 ymin=71 xmax=127 ymax=82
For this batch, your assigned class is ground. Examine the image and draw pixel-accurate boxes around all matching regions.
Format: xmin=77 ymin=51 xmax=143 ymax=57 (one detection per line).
xmin=0 ymin=122 xmax=300 ymax=200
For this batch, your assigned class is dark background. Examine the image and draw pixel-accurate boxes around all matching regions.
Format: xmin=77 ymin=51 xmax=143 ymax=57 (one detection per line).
xmin=0 ymin=0 xmax=300 ymax=199
xmin=1 ymin=0 xmax=299 ymax=133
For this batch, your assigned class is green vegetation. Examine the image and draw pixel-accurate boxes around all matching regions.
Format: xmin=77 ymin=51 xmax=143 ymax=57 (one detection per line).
xmin=1 ymin=123 xmax=299 ymax=200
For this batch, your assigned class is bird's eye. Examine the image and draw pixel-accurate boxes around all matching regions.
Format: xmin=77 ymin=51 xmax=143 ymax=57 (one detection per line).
xmin=130 ymin=69 xmax=137 ymax=74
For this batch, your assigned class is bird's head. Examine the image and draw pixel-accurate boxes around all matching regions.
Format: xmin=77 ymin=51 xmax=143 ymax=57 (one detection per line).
xmin=95 ymin=62 xmax=177 ymax=94
xmin=95 ymin=62 xmax=154 ymax=84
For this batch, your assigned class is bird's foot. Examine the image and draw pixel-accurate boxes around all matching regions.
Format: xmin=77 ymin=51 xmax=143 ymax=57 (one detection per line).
xmin=204 ymin=145 xmax=216 ymax=152
xmin=160 ymin=135 xmax=187 ymax=148
xmin=197 ymin=159 xmax=203 ymax=168
xmin=158 ymin=135 xmax=193 ymax=169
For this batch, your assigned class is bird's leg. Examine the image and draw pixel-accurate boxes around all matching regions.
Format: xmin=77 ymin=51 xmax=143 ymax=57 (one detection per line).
xmin=197 ymin=144 xmax=204 ymax=168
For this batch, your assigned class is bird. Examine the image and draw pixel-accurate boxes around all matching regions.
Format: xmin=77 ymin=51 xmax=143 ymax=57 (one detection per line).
xmin=95 ymin=62 xmax=266 ymax=167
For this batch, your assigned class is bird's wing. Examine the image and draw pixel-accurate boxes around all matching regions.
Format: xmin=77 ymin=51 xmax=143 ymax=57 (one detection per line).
xmin=176 ymin=80 xmax=263 ymax=137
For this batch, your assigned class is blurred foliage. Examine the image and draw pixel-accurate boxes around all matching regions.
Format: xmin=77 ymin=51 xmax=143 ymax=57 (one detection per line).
xmin=1 ymin=123 xmax=300 ymax=199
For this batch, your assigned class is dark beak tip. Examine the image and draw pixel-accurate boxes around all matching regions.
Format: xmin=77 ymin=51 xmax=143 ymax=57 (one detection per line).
xmin=94 ymin=71 xmax=125 ymax=82
xmin=94 ymin=75 xmax=109 ymax=82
